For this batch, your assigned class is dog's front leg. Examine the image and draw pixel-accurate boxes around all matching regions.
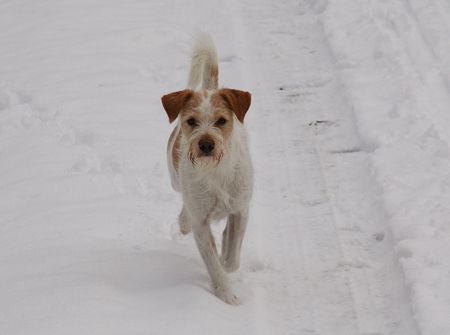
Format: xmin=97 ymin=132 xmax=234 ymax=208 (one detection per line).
xmin=193 ymin=221 xmax=238 ymax=305
xmin=221 ymin=209 xmax=248 ymax=273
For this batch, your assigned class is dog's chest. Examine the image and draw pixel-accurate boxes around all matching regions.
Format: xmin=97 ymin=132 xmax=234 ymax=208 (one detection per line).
xmin=181 ymin=163 xmax=252 ymax=219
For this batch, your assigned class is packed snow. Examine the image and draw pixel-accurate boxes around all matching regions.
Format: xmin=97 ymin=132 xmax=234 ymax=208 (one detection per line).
xmin=1 ymin=0 xmax=449 ymax=334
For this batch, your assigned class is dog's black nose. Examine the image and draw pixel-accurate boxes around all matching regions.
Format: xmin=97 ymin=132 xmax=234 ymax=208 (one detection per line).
xmin=199 ymin=139 xmax=215 ymax=155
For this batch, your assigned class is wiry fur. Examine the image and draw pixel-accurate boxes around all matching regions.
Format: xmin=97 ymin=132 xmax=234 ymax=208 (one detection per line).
xmin=187 ymin=33 xmax=219 ymax=90
xmin=162 ymin=34 xmax=253 ymax=305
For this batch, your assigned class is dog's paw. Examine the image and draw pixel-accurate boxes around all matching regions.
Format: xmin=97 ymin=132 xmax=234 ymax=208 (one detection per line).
xmin=215 ymin=287 xmax=240 ymax=305
xmin=178 ymin=210 xmax=191 ymax=235
xmin=179 ymin=221 xmax=191 ymax=235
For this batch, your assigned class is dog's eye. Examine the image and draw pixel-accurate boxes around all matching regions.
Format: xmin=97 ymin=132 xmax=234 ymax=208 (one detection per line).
xmin=187 ymin=118 xmax=197 ymax=126
xmin=216 ymin=117 xmax=227 ymax=126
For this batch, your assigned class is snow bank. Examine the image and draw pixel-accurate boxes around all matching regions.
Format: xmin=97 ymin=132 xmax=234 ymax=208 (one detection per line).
xmin=322 ymin=1 xmax=450 ymax=333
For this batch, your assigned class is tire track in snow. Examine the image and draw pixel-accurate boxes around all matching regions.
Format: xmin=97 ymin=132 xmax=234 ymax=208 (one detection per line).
xmin=400 ymin=0 xmax=450 ymax=142
xmin=233 ymin=0 xmax=420 ymax=333
xmin=320 ymin=1 xmax=450 ymax=333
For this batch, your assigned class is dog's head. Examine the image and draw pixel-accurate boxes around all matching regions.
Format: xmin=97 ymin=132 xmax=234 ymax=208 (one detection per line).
xmin=161 ymin=89 xmax=251 ymax=166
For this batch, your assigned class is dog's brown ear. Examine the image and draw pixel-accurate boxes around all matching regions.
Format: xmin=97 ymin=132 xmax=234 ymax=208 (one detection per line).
xmin=219 ymin=89 xmax=251 ymax=123
xmin=161 ymin=90 xmax=194 ymax=123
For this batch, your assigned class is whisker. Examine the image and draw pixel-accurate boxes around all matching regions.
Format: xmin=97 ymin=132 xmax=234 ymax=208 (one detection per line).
xmin=189 ymin=151 xmax=197 ymax=166
xmin=215 ymin=151 xmax=224 ymax=166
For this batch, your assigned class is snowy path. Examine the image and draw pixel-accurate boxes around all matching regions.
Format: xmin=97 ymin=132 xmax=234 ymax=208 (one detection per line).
xmin=240 ymin=1 xmax=418 ymax=333
xmin=1 ymin=1 xmax=449 ymax=334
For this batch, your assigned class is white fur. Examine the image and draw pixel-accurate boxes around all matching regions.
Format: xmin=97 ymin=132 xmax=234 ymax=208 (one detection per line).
xmin=167 ymin=125 xmax=181 ymax=192
xmin=187 ymin=33 xmax=218 ymax=90
xmin=167 ymin=35 xmax=253 ymax=305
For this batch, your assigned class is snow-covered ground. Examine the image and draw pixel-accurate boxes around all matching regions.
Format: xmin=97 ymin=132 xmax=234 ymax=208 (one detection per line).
xmin=1 ymin=0 xmax=449 ymax=334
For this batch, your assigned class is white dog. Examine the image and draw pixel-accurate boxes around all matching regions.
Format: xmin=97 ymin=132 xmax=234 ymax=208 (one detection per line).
xmin=161 ymin=34 xmax=253 ymax=304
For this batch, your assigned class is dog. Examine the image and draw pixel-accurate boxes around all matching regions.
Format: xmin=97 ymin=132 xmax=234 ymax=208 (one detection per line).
xmin=161 ymin=34 xmax=253 ymax=305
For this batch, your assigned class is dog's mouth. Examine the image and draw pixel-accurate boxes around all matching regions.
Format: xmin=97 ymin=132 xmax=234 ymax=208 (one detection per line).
xmin=189 ymin=151 xmax=224 ymax=166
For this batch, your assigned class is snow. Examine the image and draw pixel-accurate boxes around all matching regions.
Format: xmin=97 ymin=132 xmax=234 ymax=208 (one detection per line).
xmin=322 ymin=1 xmax=450 ymax=333
xmin=0 ymin=0 xmax=449 ymax=334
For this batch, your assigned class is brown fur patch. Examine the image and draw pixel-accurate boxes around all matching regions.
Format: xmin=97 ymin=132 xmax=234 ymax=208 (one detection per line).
xmin=203 ymin=64 xmax=219 ymax=90
xmin=210 ymin=65 xmax=219 ymax=89
xmin=161 ymin=89 xmax=195 ymax=123
xmin=217 ymin=89 xmax=251 ymax=123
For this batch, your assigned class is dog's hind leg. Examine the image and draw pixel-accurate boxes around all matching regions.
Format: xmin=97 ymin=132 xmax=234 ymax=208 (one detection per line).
xmin=178 ymin=205 xmax=191 ymax=235
xmin=221 ymin=209 xmax=248 ymax=273
xmin=193 ymin=221 xmax=238 ymax=305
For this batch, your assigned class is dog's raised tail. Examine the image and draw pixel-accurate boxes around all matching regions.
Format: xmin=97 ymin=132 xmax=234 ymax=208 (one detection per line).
xmin=187 ymin=33 xmax=219 ymax=90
